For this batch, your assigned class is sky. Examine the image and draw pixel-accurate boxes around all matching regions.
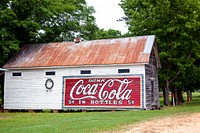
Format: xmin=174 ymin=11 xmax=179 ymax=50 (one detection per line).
xmin=86 ymin=0 xmax=128 ymax=34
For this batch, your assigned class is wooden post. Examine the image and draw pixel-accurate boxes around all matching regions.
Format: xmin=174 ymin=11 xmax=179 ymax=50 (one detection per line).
xmin=82 ymin=110 xmax=87 ymax=113
xmin=52 ymin=110 xmax=59 ymax=113
xmin=0 ymin=104 xmax=2 ymax=112
xmin=28 ymin=109 xmax=34 ymax=113
xmin=3 ymin=109 xmax=9 ymax=113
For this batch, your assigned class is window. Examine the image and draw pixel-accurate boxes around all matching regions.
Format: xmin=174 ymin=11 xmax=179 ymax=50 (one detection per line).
xmin=45 ymin=71 xmax=56 ymax=76
xmin=118 ymin=69 xmax=130 ymax=73
xmin=80 ymin=70 xmax=91 ymax=74
xmin=12 ymin=72 xmax=22 ymax=77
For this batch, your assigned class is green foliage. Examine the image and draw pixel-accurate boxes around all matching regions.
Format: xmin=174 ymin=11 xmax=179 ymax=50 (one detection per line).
xmin=96 ymin=29 xmax=123 ymax=39
xmin=120 ymin=0 xmax=200 ymax=93
xmin=0 ymin=0 xmax=98 ymax=67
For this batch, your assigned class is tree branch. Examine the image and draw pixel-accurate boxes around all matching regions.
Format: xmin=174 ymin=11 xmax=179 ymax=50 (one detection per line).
xmin=169 ymin=50 xmax=192 ymax=84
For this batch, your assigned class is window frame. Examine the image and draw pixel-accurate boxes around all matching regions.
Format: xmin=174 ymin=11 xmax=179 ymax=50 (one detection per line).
xmin=45 ymin=71 xmax=56 ymax=76
xmin=12 ymin=71 xmax=23 ymax=77
xmin=118 ymin=69 xmax=130 ymax=74
xmin=80 ymin=70 xmax=91 ymax=75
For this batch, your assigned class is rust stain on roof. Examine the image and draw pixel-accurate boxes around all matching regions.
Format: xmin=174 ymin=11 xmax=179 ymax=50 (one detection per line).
xmin=4 ymin=35 xmax=158 ymax=69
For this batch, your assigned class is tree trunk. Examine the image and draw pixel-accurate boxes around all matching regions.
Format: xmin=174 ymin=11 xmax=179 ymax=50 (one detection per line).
xmin=171 ymin=86 xmax=178 ymax=106
xmin=177 ymin=89 xmax=184 ymax=105
xmin=174 ymin=87 xmax=178 ymax=105
xmin=163 ymin=80 xmax=170 ymax=106
xmin=190 ymin=91 xmax=192 ymax=100
xmin=186 ymin=90 xmax=192 ymax=102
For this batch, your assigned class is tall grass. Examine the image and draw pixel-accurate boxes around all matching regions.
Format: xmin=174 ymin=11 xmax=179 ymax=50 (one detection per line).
xmin=0 ymin=93 xmax=199 ymax=133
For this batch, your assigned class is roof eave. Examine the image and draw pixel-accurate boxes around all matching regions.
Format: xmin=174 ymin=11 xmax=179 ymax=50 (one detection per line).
xmin=4 ymin=63 xmax=148 ymax=70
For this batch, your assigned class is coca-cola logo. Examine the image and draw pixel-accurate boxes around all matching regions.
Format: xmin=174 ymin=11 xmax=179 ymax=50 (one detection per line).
xmin=70 ymin=79 xmax=133 ymax=100
xmin=64 ymin=77 xmax=142 ymax=107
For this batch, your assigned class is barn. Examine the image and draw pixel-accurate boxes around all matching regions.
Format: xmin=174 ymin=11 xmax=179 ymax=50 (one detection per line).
xmin=3 ymin=35 xmax=161 ymax=111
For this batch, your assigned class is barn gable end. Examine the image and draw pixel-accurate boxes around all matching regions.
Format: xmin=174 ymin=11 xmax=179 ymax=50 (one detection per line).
xmin=145 ymin=41 xmax=160 ymax=109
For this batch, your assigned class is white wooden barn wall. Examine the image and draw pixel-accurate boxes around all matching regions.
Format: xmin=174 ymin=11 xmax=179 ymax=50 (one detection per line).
xmin=4 ymin=65 xmax=146 ymax=110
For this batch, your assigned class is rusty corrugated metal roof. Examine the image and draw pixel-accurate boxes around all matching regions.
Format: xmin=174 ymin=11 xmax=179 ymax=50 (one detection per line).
xmin=4 ymin=35 xmax=158 ymax=69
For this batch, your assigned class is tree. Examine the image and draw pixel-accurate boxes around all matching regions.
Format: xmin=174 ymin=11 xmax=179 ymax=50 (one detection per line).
xmin=0 ymin=0 xmax=98 ymax=67
xmin=96 ymin=29 xmax=123 ymax=39
xmin=0 ymin=0 xmax=98 ymax=104
xmin=120 ymin=0 xmax=200 ymax=105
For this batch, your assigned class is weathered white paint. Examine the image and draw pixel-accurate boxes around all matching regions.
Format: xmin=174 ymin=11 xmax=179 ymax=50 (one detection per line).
xmin=4 ymin=65 xmax=146 ymax=110
xmin=142 ymin=65 xmax=146 ymax=109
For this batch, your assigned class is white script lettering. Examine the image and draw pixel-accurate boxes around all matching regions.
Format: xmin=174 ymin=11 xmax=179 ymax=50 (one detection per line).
xmin=70 ymin=79 xmax=133 ymax=100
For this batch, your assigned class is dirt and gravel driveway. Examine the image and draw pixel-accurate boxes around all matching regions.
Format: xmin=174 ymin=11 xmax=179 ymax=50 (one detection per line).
xmin=119 ymin=113 xmax=200 ymax=133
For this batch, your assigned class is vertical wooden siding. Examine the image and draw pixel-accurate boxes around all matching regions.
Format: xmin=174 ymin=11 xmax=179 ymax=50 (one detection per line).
xmin=145 ymin=45 xmax=160 ymax=109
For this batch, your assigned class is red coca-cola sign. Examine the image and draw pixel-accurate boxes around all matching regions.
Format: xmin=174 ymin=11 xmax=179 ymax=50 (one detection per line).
xmin=63 ymin=76 xmax=143 ymax=108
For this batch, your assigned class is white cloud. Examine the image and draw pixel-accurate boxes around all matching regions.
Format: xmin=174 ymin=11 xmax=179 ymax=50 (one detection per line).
xmin=86 ymin=0 xmax=128 ymax=34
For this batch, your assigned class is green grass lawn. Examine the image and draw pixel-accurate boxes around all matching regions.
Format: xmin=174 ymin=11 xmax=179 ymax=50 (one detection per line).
xmin=0 ymin=93 xmax=200 ymax=133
